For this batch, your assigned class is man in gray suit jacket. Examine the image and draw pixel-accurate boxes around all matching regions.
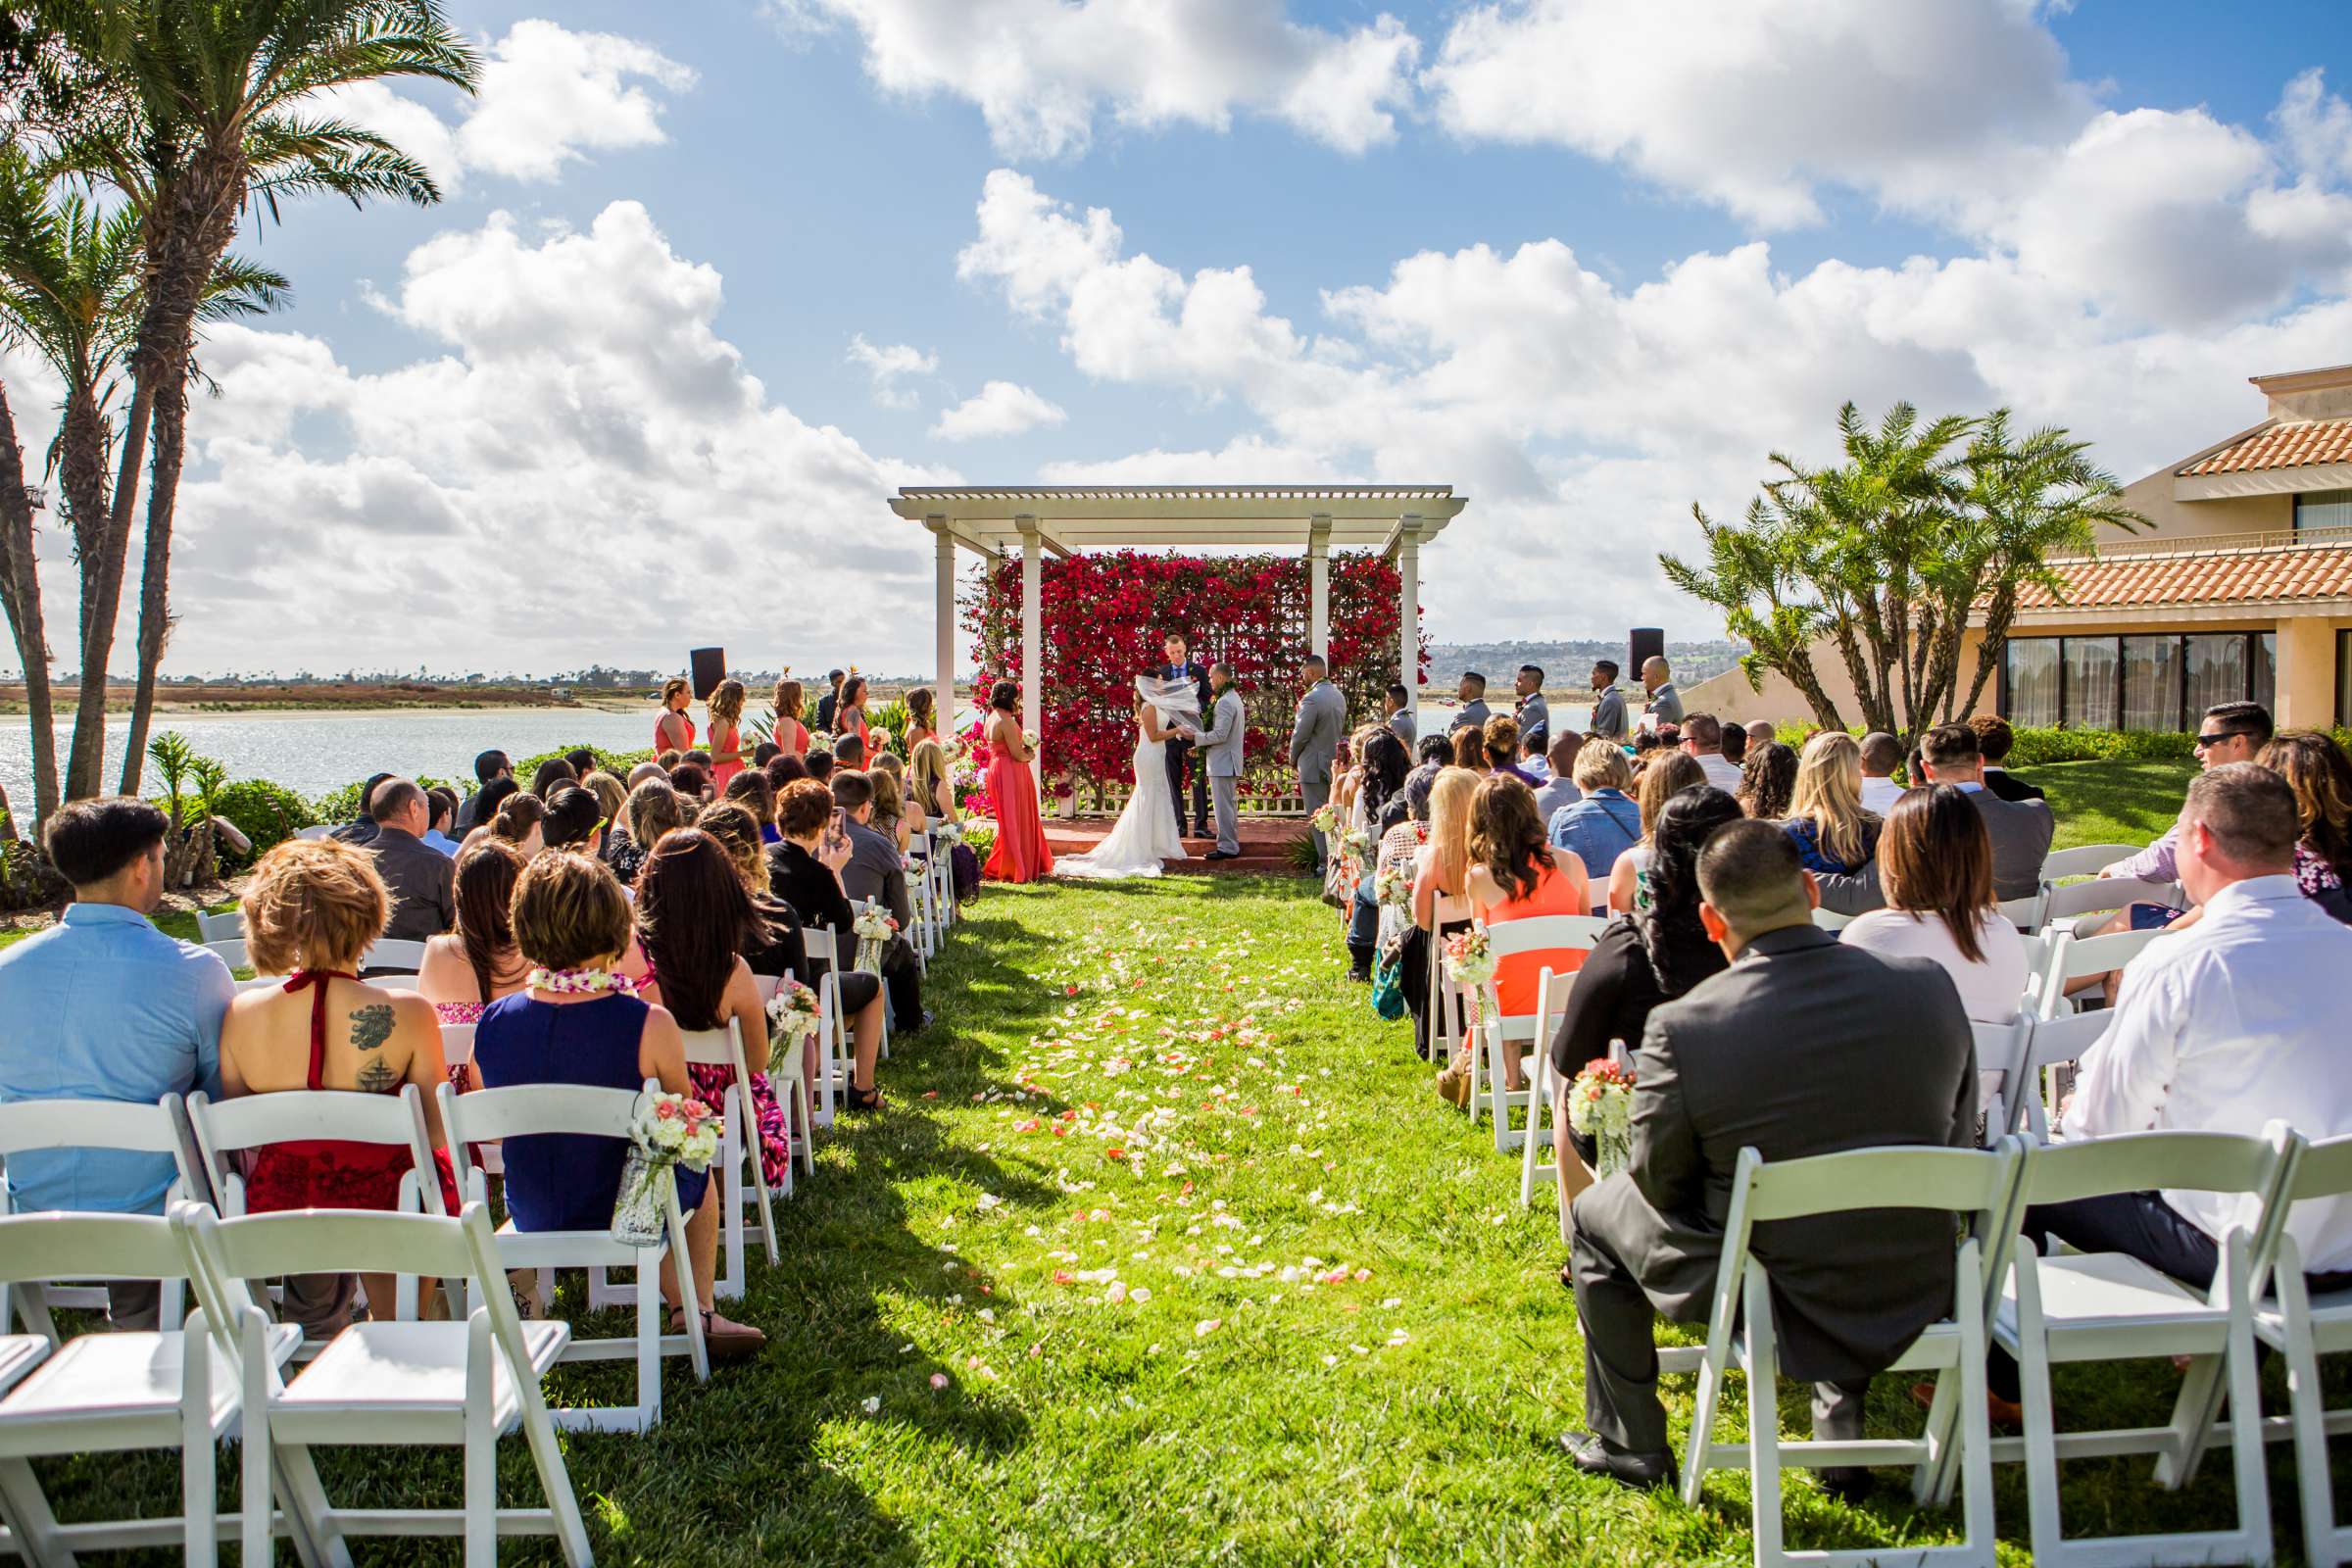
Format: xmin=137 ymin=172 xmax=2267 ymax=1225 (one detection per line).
xmin=1512 ymin=664 xmax=1550 ymax=752
xmin=1561 ymin=821 xmax=1976 ymax=1494
xmin=1291 ymin=656 xmax=1346 ymax=872
xmin=1811 ymin=723 xmax=2055 ymax=915
xmin=1196 ymin=665 xmax=1248 ymax=859
xmin=1587 ymin=660 xmax=1627 ymax=742
xmin=1446 ymin=671 xmax=1492 ymax=735
xmin=1383 ymin=682 xmax=1415 ymax=752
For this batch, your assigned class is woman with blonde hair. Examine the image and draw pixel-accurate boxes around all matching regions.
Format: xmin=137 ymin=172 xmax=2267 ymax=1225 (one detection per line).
xmin=1548 ymin=740 xmax=1640 ymax=882
xmin=868 ymin=764 xmax=913 ymax=856
xmin=655 ymin=676 xmax=696 ymax=755
xmin=625 ymin=776 xmax=688 ymax=866
xmin=1607 ymin=750 xmax=1704 ymax=915
xmin=1781 ymin=730 xmax=1880 ymax=874
xmin=1402 ymin=766 xmax=1482 ymax=1061
xmin=770 ymin=677 xmax=810 ymax=757
xmin=707 ymin=678 xmax=748 ymax=791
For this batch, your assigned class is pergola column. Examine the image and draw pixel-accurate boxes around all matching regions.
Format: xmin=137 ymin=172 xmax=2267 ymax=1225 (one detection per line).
xmin=1306 ymin=514 xmax=1332 ymax=662
xmin=928 ymin=515 xmax=954 ymax=702
xmin=1017 ymin=514 xmax=1043 ymax=784
xmin=1395 ymin=514 xmax=1422 ymax=714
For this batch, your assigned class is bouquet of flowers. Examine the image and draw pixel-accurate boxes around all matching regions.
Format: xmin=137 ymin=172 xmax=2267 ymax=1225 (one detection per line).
xmin=612 ymin=1091 xmax=723 ymax=1247
xmin=1309 ymin=804 xmax=1339 ymax=836
xmin=868 ymin=725 xmax=898 ymax=755
xmin=765 ymin=978 xmax=821 ymax=1048
xmin=1022 ymin=728 xmax=1041 ymax=752
xmin=1374 ymin=862 xmax=1412 ymax=909
xmin=931 ymin=820 xmax=963 ymax=845
xmin=1339 ymin=825 xmax=1373 ymax=872
xmin=1566 ymin=1057 xmax=1639 ymax=1177
xmin=809 ymin=730 xmax=836 ymax=752
xmin=1442 ymin=927 xmax=1494 ymax=1023
xmin=853 ymin=905 xmax=899 ymax=974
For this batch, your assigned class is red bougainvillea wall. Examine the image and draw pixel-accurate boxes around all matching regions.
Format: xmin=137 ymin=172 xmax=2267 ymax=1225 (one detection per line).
xmin=965 ymin=550 xmax=1425 ymax=806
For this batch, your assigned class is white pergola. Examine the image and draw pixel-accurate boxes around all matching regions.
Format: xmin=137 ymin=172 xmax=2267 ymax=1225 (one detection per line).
xmin=888 ymin=485 xmax=1470 ymax=758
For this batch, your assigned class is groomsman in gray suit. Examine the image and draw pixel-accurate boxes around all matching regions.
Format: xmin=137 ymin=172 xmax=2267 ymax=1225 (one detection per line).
xmin=1587 ymin=660 xmax=1627 ymax=742
xmin=1198 ymin=664 xmax=1248 ymax=860
xmin=1291 ymin=656 xmax=1346 ymax=873
xmin=1513 ymin=664 xmax=1550 ymax=753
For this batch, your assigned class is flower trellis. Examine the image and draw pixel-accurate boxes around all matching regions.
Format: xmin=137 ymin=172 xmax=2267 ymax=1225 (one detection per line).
xmin=966 ymin=550 xmax=1425 ymax=808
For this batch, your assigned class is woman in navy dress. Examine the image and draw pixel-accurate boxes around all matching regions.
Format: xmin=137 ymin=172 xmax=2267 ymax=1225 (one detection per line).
xmin=472 ymin=849 xmax=764 ymax=1357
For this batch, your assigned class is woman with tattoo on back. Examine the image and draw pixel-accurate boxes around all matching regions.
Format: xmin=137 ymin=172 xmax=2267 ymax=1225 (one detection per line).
xmin=220 ymin=837 xmax=460 ymax=1336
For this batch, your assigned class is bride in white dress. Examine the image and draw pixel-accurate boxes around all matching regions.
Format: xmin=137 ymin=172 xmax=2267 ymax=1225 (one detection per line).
xmin=1054 ymin=674 xmax=1198 ymax=880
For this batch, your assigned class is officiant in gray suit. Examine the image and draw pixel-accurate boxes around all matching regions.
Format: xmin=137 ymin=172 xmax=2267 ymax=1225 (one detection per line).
xmin=1291 ymin=655 xmax=1346 ymax=873
xmin=1198 ymin=664 xmax=1249 ymax=861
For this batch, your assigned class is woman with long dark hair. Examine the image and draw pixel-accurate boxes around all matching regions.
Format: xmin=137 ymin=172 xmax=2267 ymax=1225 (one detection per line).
xmin=457 ymin=774 xmax=519 ymax=856
xmin=527 ymin=757 xmax=576 ymax=801
xmin=1344 ymin=729 xmax=1415 ymax=978
xmin=418 ymin=840 xmax=531 ymax=1023
xmin=655 ymin=676 xmax=696 ymax=755
xmin=2260 ymin=729 xmax=2352 ymax=898
xmin=540 ymin=783 xmax=607 ymax=858
xmin=1736 ymin=739 xmax=1798 ymax=820
xmin=1548 ymin=785 xmax=1742 ymax=1209
xmin=905 ymin=686 xmax=940 ymax=752
xmin=1842 ymin=785 xmax=2027 ymax=1021
xmin=981 ymin=679 xmax=1053 ymax=882
xmin=835 ymin=675 xmax=871 ymax=752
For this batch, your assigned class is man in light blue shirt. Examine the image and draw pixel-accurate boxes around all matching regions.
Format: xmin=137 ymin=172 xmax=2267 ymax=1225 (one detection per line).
xmin=0 ymin=799 xmax=231 ymax=1325
xmin=420 ymin=784 xmax=464 ymax=858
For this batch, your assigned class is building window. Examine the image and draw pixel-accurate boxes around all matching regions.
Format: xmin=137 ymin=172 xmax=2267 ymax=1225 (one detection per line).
xmin=2296 ymin=489 xmax=2352 ymax=532
xmin=2340 ymin=630 xmax=2352 ymax=729
xmin=2063 ymin=637 xmax=2119 ymax=730
xmin=2121 ymin=634 xmax=2180 ymax=731
xmin=2005 ymin=639 xmax=2059 ymax=728
xmin=2254 ymin=631 xmax=2276 ymax=717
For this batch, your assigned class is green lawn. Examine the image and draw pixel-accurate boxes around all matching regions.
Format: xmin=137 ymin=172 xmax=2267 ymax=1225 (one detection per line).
xmin=2014 ymin=758 xmax=2197 ymax=854
xmin=26 ymin=764 xmax=2351 ymax=1562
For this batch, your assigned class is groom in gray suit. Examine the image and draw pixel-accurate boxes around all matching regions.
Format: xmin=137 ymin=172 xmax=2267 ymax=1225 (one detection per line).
xmin=1291 ymin=655 xmax=1345 ymax=873
xmin=1197 ymin=664 xmax=1248 ymax=860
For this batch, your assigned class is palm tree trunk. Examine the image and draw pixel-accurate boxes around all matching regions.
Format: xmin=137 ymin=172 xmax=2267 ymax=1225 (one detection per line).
xmin=0 ymin=382 xmax=60 ymax=827
xmin=118 ymin=368 xmax=187 ymax=795
xmin=1958 ymin=590 xmax=2015 ymax=721
xmin=60 ymin=379 xmax=141 ymax=801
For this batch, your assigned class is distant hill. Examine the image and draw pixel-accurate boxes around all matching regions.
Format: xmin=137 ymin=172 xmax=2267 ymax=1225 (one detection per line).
xmin=1426 ymin=639 xmax=1745 ymax=692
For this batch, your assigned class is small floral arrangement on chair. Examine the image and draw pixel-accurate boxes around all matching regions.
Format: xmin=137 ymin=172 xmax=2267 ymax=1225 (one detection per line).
xmin=1567 ymin=1057 xmax=1638 ymax=1178
xmin=932 ymin=820 xmax=963 ymax=845
xmin=1339 ymin=825 xmax=1373 ymax=873
xmin=1442 ymin=927 xmax=1494 ymax=1025
xmin=852 ymin=906 xmax=899 ymax=974
xmin=765 ymin=979 xmax=821 ymax=1049
xmin=1373 ymin=862 xmax=1412 ymax=909
xmin=612 ymin=1091 xmax=723 ymax=1247
xmin=1309 ymin=803 xmax=1339 ymax=836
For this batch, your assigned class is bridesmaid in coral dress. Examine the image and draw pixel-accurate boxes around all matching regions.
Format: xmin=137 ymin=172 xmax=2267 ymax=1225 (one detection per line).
xmin=980 ymin=679 xmax=1054 ymax=883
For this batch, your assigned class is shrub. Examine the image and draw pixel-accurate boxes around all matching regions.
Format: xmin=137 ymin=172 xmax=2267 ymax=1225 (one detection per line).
xmin=516 ymin=744 xmax=653 ymax=781
xmin=2003 ymin=727 xmax=2198 ymax=766
xmin=214 ymin=780 xmax=315 ymax=869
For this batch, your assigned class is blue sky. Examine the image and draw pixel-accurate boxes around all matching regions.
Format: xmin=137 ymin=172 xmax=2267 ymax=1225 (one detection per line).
xmin=12 ymin=0 xmax=2350 ymax=679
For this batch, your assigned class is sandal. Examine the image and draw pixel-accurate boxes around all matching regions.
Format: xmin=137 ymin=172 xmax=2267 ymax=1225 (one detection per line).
xmin=844 ymin=1081 xmax=884 ymax=1113
xmin=672 ymin=1306 xmax=766 ymax=1361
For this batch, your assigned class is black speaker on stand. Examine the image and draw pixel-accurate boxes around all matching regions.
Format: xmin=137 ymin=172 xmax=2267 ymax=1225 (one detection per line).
xmin=689 ymin=648 xmax=728 ymax=703
xmin=1628 ymin=627 xmax=1664 ymax=678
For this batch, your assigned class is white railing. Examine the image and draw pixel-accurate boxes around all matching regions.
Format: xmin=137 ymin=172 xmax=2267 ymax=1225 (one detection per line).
xmin=2057 ymin=522 xmax=2352 ymax=562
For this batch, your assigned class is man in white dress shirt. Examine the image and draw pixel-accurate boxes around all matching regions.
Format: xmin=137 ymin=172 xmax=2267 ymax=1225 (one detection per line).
xmin=1678 ymin=713 xmax=1744 ymax=794
xmin=2054 ymin=762 xmax=2352 ymax=1287
xmin=1857 ymin=732 xmax=1906 ymax=815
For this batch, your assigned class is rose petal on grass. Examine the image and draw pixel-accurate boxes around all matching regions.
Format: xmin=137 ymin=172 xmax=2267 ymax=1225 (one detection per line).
xmin=1195 ymin=1318 xmax=1221 ymax=1338
xmin=929 ymin=1373 xmax=950 ymax=1390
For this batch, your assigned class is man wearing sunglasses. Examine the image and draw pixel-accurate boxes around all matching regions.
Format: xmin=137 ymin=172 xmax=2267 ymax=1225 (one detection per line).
xmin=2098 ymin=701 xmax=2273 ymax=890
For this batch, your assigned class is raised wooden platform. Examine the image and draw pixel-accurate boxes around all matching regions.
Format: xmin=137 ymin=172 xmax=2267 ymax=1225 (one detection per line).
xmin=1043 ymin=814 xmax=1308 ymax=875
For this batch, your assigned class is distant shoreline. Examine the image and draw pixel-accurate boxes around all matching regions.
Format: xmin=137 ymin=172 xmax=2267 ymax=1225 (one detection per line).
xmin=0 ymin=699 xmax=648 ymax=721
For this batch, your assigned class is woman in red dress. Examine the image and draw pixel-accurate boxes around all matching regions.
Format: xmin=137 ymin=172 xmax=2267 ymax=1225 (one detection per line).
xmin=769 ymin=676 xmax=811 ymax=755
xmin=707 ymin=678 xmax=748 ymax=791
xmin=655 ymin=676 xmax=696 ymax=755
xmin=981 ymin=679 xmax=1054 ymax=883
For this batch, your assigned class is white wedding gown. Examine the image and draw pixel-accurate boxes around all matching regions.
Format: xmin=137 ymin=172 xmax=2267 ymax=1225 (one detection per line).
xmin=1054 ymin=719 xmax=1187 ymax=879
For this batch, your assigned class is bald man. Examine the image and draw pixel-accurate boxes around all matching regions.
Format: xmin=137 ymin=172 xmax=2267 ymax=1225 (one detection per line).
xmin=1642 ymin=657 xmax=1683 ymax=728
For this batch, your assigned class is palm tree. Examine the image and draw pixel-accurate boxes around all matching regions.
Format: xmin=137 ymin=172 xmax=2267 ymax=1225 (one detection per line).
xmin=1660 ymin=496 xmax=1845 ymax=731
xmin=0 ymin=380 xmax=57 ymax=826
xmin=34 ymin=0 xmax=476 ymax=794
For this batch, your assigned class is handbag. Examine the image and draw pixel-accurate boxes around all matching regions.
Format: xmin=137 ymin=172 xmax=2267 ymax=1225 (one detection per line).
xmin=1370 ymin=952 xmax=1406 ymax=1020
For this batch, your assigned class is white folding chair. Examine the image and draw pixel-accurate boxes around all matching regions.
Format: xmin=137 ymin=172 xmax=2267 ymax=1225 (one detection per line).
xmin=1663 ymin=1141 xmax=2028 ymax=1568
xmin=2015 ymin=1011 xmax=2111 ymax=1143
xmin=677 ymin=1021 xmax=777 ymax=1300
xmin=800 ymin=926 xmax=850 ymax=1127
xmin=1474 ymin=914 xmax=1606 ymax=1151
xmin=2039 ymin=844 xmax=2145 ymax=883
xmin=176 ymin=1202 xmax=591 ymax=1567
xmin=292 ymin=824 xmax=335 ymax=842
xmin=194 ymin=908 xmax=245 ymax=944
xmin=1996 ymin=892 xmax=2045 ymax=934
xmin=2034 ymin=928 xmax=2163 ymax=1019
xmin=437 ymin=1080 xmax=710 ymax=1434
xmin=186 ymin=1085 xmax=448 ymax=1331
xmin=2257 ymin=1134 xmax=2352 ymax=1567
xmin=0 ymin=1096 xmax=205 ymax=1336
xmin=2040 ymin=875 xmax=2178 ymax=929
xmin=361 ymin=938 xmax=429 ymax=974
xmin=1972 ymin=1014 xmax=2034 ymax=1147
xmin=2014 ymin=931 xmax=2058 ymax=1016
xmin=1426 ymin=892 xmax=1475 ymax=1073
xmin=204 ymin=937 xmax=255 ymax=973
xmin=1515 ymin=966 xmax=1578 ymax=1216
xmin=1810 ymin=906 xmax=1853 ymax=933
xmin=1991 ymin=1125 xmax=2295 ymax=1568
xmin=849 ymin=898 xmax=901 ymax=1052
xmin=0 ymin=1209 xmax=302 ymax=1567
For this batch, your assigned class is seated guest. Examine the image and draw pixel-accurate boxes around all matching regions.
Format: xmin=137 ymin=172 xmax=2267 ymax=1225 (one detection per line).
xmin=457 ymin=751 xmax=511 ymax=835
xmin=831 ymin=770 xmax=927 ymax=1035
xmin=1484 ymin=715 xmax=1537 ymax=786
xmin=1718 ymin=721 xmax=1748 ymax=769
xmin=683 ymin=749 xmax=714 ymax=773
xmin=1548 ymin=740 xmax=1641 ymax=881
xmin=753 ymin=741 xmax=782 ymax=769
xmin=421 ymin=786 xmax=463 ymax=857
xmin=1521 ymin=730 xmax=1553 ymax=784
xmin=2256 ymin=729 xmax=2352 ymax=904
xmin=457 ymin=775 xmax=518 ymax=854
xmin=805 ymin=749 xmax=836 ymax=785
xmin=365 ymin=778 xmax=457 ymax=943
xmin=563 ymin=748 xmax=597 ymax=782
xmin=1781 ymin=732 xmax=1880 ymax=875
xmin=1461 ymin=778 xmax=1591 ymax=1095
xmin=1607 ymin=752 xmax=1703 ymax=916
xmin=540 ymin=783 xmax=608 ymax=858
xmin=614 ymin=776 xmax=685 ymax=883
xmin=221 ymin=838 xmax=457 ymax=1333
xmin=527 ymin=758 xmax=576 ymax=800
xmin=581 ymin=770 xmax=630 ymax=867
xmin=487 ymin=790 xmax=546 ymax=859
xmin=1406 ymin=768 xmax=1480 ymax=1064
xmin=834 ymin=733 xmax=867 ymax=770
xmin=656 ymin=749 xmax=684 ymax=771
xmin=1677 ymin=713 xmax=1744 ymax=793
xmin=1450 ymin=726 xmax=1484 ymax=771
xmin=669 ymin=761 xmax=711 ymax=803
xmin=627 ymin=761 xmax=668 ymax=790
xmin=1735 ymin=739 xmax=1795 ymax=820
xmin=1968 ymin=715 xmax=2042 ymax=802
xmin=722 ymin=768 xmax=781 ymax=844
xmin=0 ymin=798 xmax=232 ymax=1328
xmin=1561 ymin=820 xmax=1975 ymax=1494
xmin=1744 ymin=719 xmax=1777 ymax=751
xmin=906 ymin=739 xmax=978 ymax=903
xmin=1858 ymin=731 xmax=1906 ymax=814
xmin=2099 ymin=701 xmax=2273 ymax=886
xmin=417 ymin=840 xmax=530 ymax=1025
xmin=2041 ymin=763 xmax=2352 ymax=1305
xmin=1345 ymin=731 xmax=1416 ymax=979
xmin=630 ymin=825 xmax=794 ymax=1196
xmin=1841 ymin=786 xmax=2027 ymax=1022
xmin=471 ymin=852 xmax=762 ymax=1354
xmin=868 ymin=762 xmax=914 ymax=856
xmin=1814 ymin=723 xmax=2054 ymax=915
xmin=1551 ymin=786 xmax=1742 ymax=1201
xmin=330 ymin=772 xmax=396 ymax=847
xmin=1533 ymin=732 xmax=1584 ymax=823
xmin=769 ymin=779 xmax=886 ymax=1108
xmin=765 ymin=753 xmax=809 ymax=793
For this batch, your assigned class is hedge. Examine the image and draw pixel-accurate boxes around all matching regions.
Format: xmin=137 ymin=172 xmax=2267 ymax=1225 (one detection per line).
xmin=1768 ymin=722 xmax=2352 ymax=768
xmin=212 ymin=780 xmax=316 ymax=869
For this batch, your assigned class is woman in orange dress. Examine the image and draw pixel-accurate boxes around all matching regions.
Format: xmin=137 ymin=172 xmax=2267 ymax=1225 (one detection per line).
xmin=980 ymin=679 xmax=1054 ymax=883
xmin=655 ymin=677 xmax=696 ymax=755
xmin=707 ymin=678 xmax=748 ymax=791
xmin=769 ymin=677 xmax=811 ymax=755
xmin=1465 ymin=775 xmax=1591 ymax=1096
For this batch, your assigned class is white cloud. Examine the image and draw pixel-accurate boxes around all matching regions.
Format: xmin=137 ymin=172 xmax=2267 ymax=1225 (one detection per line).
xmin=776 ymin=0 xmax=1419 ymax=157
xmin=930 ymin=380 xmax=1068 ymax=440
xmin=847 ymin=335 xmax=939 ymax=409
xmin=321 ymin=21 xmax=695 ymax=194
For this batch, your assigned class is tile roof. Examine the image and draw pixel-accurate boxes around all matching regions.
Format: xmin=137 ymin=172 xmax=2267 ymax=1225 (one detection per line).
xmin=2015 ymin=537 xmax=2352 ymax=611
xmin=2179 ymin=416 xmax=2352 ymax=475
